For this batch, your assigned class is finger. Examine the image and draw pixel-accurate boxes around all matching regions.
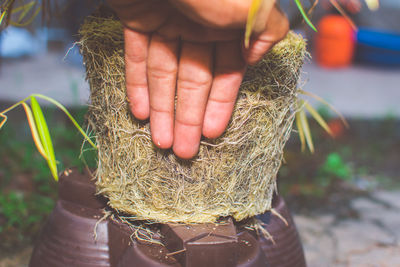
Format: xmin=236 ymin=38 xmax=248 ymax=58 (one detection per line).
xmin=147 ymin=34 xmax=179 ymax=149
xmin=203 ymin=41 xmax=246 ymax=139
xmin=243 ymin=5 xmax=289 ymax=65
xmin=124 ymin=27 xmax=150 ymax=120
xmin=173 ymin=42 xmax=214 ymax=159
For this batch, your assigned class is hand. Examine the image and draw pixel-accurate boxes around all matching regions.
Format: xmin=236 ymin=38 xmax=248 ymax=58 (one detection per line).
xmin=107 ymin=0 xmax=289 ymax=159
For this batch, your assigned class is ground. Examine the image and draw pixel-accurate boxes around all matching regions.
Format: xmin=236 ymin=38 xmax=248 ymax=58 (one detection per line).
xmin=298 ymin=190 xmax=400 ymax=266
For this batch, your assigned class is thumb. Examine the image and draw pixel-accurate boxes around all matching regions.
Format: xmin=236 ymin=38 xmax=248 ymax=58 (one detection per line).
xmin=243 ymin=4 xmax=289 ymax=65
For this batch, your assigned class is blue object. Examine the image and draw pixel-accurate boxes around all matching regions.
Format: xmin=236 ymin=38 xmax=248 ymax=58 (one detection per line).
xmin=357 ymin=28 xmax=400 ymax=51
xmin=356 ymin=28 xmax=400 ymax=66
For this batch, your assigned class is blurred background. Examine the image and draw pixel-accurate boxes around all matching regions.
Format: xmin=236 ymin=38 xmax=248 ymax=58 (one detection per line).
xmin=0 ymin=0 xmax=399 ymax=266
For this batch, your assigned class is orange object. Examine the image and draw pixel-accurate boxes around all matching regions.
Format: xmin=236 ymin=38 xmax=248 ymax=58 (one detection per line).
xmin=315 ymin=15 xmax=355 ymax=68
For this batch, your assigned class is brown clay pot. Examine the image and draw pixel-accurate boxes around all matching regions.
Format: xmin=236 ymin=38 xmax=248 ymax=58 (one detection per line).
xmin=29 ymin=170 xmax=306 ymax=267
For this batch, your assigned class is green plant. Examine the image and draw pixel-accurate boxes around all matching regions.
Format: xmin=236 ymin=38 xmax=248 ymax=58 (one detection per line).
xmin=0 ymin=191 xmax=55 ymax=235
xmin=0 ymin=94 xmax=97 ymax=181
xmin=0 ymin=192 xmax=28 ymax=233
xmin=0 ymin=0 xmax=41 ymax=27
xmin=317 ymin=152 xmax=351 ymax=187
xmin=296 ymin=90 xmax=348 ymax=153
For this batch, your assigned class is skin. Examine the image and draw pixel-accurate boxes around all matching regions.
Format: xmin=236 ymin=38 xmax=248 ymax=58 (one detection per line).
xmin=107 ymin=0 xmax=289 ymax=159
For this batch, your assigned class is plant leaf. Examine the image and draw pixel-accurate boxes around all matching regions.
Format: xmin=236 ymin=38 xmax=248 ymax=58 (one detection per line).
xmin=295 ymin=108 xmax=306 ymax=152
xmin=329 ymin=0 xmax=357 ymax=30
xmin=365 ymin=0 xmax=379 ymax=11
xmin=304 ymin=101 xmax=333 ymax=137
xmin=32 ymin=94 xmax=97 ymax=149
xmin=294 ymin=0 xmax=317 ymax=32
xmin=298 ymin=101 xmax=314 ymax=153
xmin=0 ymin=113 xmax=7 ymax=129
xmin=245 ymin=0 xmax=262 ymax=48
xmin=16 ymin=1 xmax=36 ymax=22
xmin=9 ymin=5 xmax=40 ymax=27
xmin=299 ymin=89 xmax=349 ymax=128
xmin=30 ymin=96 xmax=58 ymax=181
xmin=0 ymin=11 xmax=6 ymax=26
xmin=21 ymin=102 xmax=48 ymax=160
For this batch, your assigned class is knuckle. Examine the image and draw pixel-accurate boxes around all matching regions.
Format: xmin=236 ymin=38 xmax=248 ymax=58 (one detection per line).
xmin=148 ymin=65 xmax=177 ymax=79
xmin=178 ymin=77 xmax=211 ymax=91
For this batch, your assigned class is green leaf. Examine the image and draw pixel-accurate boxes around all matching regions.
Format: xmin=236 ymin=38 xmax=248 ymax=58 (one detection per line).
xmin=14 ymin=1 xmax=35 ymax=22
xmin=304 ymin=102 xmax=333 ymax=137
xmin=298 ymin=100 xmax=314 ymax=153
xmin=32 ymin=94 xmax=97 ymax=149
xmin=0 ymin=113 xmax=7 ymax=129
xmin=0 ymin=11 xmax=6 ymax=26
xmin=245 ymin=0 xmax=262 ymax=48
xmin=295 ymin=108 xmax=306 ymax=152
xmin=299 ymin=89 xmax=349 ymax=128
xmin=21 ymin=102 xmax=48 ymax=160
xmin=294 ymin=0 xmax=317 ymax=32
xmin=30 ymin=96 xmax=58 ymax=181
xmin=9 ymin=6 xmax=40 ymax=27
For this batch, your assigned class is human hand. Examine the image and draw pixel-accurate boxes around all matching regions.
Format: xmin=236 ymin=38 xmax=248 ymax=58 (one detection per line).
xmin=107 ymin=0 xmax=288 ymax=159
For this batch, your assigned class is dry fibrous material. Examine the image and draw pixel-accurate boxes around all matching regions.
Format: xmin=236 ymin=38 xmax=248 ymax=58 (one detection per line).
xmin=79 ymin=11 xmax=306 ymax=223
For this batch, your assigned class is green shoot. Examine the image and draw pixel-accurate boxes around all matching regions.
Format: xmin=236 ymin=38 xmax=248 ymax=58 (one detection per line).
xmin=30 ymin=96 xmax=58 ymax=181
xmin=299 ymin=89 xmax=349 ymax=128
xmin=0 ymin=0 xmax=41 ymax=27
xmin=296 ymin=91 xmax=348 ymax=153
xmin=295 ymin=109 xmax=306 ymax=152
xmin=245 ymin=0 xmax=262 ymax=48
xmin=294 ymin=0 xmax=317 ymax=32
xmin=0 ymin=94 xmax=97 ymax=181
xmin=0 ymin=10 xmax=6 ymax=25
xmin=304 ymin=102 xmax=333 ymax=136
xmin=21 ymin=102 xmax=48 ymax=160
xmin=32 ymin=94 xmax=97 ymax=148
xmin=297 ymin=100 xmax=314 ymax=153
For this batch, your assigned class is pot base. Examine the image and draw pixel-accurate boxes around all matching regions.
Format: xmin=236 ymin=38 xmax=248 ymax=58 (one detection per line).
xmin=29 ymin=170 xmax=306 ymax=267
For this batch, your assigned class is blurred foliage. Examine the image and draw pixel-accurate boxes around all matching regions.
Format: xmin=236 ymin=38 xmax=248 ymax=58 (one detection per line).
xmin=279 ymin=115 xmax=400 ymax=213
xmin=0 ymin=106 xmax=96 ymax=249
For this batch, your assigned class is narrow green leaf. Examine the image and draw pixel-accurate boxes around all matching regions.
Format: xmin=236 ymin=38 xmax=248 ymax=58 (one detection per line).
xmin=304 ymin=102 xmax=333 ymax=136
xmin=9 ymin=6 xmax=40 ymax=27
xmin=32 ymin=94 xmax=97 ymax=149
xmin=9 ymin=1 xmax=33 ymax=14
xmin=30 ymin=96 xmax=58 ymax=181
xmin=295 ymin=109 xmax=306 ymax=152
xmin=299 ymin=89 xmax=349 ymax=128
xmin=298 ymin=101 xmax=314 ymax=153
xmin=0 ymin=113 xmax=7 ymax=129
xmin=1 ymin=98 xmax=31 ymax=129
xmin=16 ymin=1 xmax=35 ymax=22
xmin=21 ymin=102 xmax=48 ymax=160
xmin=245 ymin=0 xmax=262 ymax=48
xmin=294 ymin=0 xmax=317 ymax=32
xmin=0 ymin=11 xmax=6 ymax=26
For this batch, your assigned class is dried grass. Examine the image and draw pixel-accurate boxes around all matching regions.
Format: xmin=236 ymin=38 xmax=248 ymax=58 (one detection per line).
xmin=79 ymin=10 xmax=306 ymax=223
